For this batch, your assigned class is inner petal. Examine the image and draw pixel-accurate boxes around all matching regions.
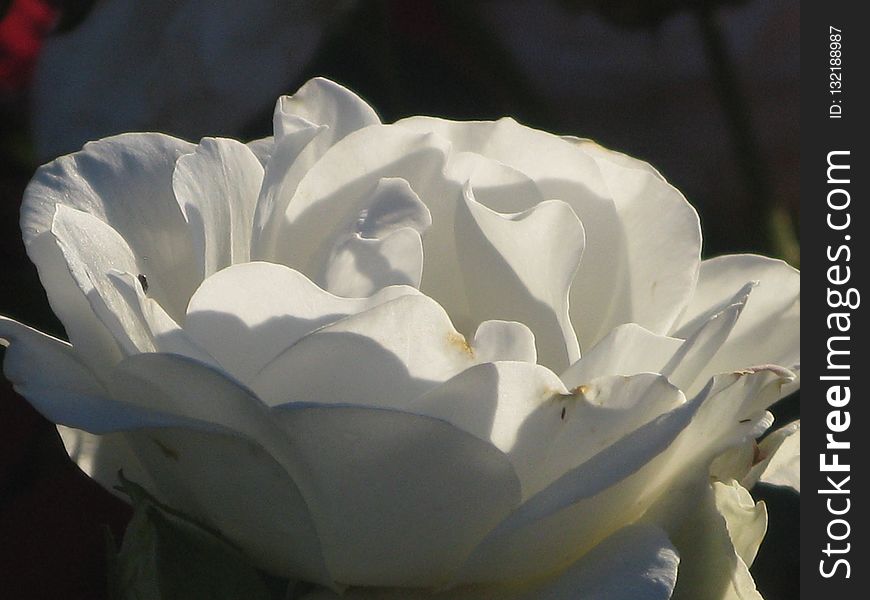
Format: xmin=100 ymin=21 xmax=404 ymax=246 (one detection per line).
xmin=184 ymin=262 xmax=419 ymax=383
xmin=318 ymin=177 xmax=432 ymax=297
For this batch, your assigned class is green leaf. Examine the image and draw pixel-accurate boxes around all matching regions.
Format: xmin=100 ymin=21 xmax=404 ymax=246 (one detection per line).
xmin=108 ymin=473 xmax=276 ymax=600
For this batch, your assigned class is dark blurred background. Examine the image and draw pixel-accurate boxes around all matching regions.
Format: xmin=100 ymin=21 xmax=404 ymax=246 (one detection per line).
xmin=1 ymin=0 xmax=799 ymax=598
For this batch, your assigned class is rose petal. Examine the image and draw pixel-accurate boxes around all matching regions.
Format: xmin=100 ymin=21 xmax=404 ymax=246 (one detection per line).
xmin=51 ymin=206 xmax=155 ymax=355
xmin=185 ymin=262 xmax=418 ymax=383
xmin=251 ymin=294 xmax=477 ymax=408
xmin=251 ymin=118 xmax=324 ymax=259
xmin=451 ymin=367 xmax=791 ymax=584
xmin=508 ymin=524 xmax=679 ymax=600
xmin=416 ymin=366 xmax=684 ymax=499
xmin=452 ymin=383 xmax=694 ymax=583
xmin=124 ymin=427 xmax=332 ymax=585
xmin=668 ymin=482 xmax=765 ymax=600
xmin=585 ymin=149 xmax=701 ymax=340
xmin=253 ymin=78 xmax=381 ymax=260
xmin=270 ymin=125 xmax=451 ymax=281
xmin=14 ymin=233 xmax=123 ymax=379
xmin=0 ymin=318 xmax=197 ymax=433
xmin=297 ymin=524 xmax=678 ymax=600
xmin=562 ymin=282 xmax=753 ymax=396
xmin=109 ymin=353 xmax=277 ymax=441
xmin=57 ymin=425 xmax=157 ymax=499
xmin=746 ymin=420 xmax=800 ymax=493
xmin=319 ymin=177 xmax=432 ymax=296
xmin=1 ymin=317 xmax=104 ymax=412
xmin=715 ymin=481 xmax=767 ymax=567
xmin=95 ymin=352 xmax=334 ymax=583
xmin=273 ymin=77 xmax=380 ymax=145
xmin=22 ymin=133 xmax=198 ymax=321
xmin=173 ymin=137 xmax=264 ymax=279
xmin=674 ymin=255 xmax=800 ymax=378
xmin=663 ymin=283 xmax=754 ymax=395
xmin=410 ymin=362 xmax=566 ymax=496
xmin=455 ymin=184 xmax=583 ymax=370
xmin=270 ymin=404 xmax=522 ymax=587
xmin=109 ymin=350 xmax=522 ymax=587
xmin=396 ymin=117 xmax=702 ymax=349
xmin=471 ymin=320 xmax=536 ymax=364
xmin=246 ymin=136 xmax=274 ymax=166
xmin=560 ymin=323 xmax=682 ymax=386
xmin=106 ymin=272 xmax=217 ymax=365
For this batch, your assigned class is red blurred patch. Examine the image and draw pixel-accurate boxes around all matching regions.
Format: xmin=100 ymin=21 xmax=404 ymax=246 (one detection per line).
xmin=0 ymin=0 xmax=58 ymax=93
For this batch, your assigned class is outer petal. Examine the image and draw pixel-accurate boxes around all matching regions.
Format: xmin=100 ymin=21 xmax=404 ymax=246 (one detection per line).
xmin=173 ymin=137 xmax=264 ymax=279
xmin=269 ymin=404 xmax=522 ymax=588
xmin=746 ymin=420 xmax=800 ymax=492
xmin=451 ymin=367 xmax=791 ymax=584
xmin=57 ymin=425 xmax=157 ymax=498
xmin=106 ymin=272 xmax=217 ymax=365
xmin=416 ymin=367 xmax=684 ymax=499
xmin=108 ymin=353 xmax=279 ymax=441
xmin=184 ymin=262 xmax=418 ymax=383
xmin=22 ymin=133 xmax=198 ymax=321
xmin=561 ymin=282 xmax=753 ymax=396
xmin=715 ymin=481 xmax=767 ymax=567
xmin=16 ymin=231 xmax=123 ymax=378
xmin=102 ymin=350 xmax=523 ymax=588
xmin=51 ymin=207 xmax=215 ymax=365
xmin=124 ymin=427 xmax=333 ymax=585
xmin=51 ymin=205 xmax=155 ymax=355
xmin=560 ymin=323 xmax=682 ymax=386
xmin=0 ymin=318 xmax=196 ymax=434
xmin=674 ymin=255 xmax=800 ymax=377
xmin=94 ymin=351 xmax=334 ymax=584
xmin=1 ymin=318 xmax=118 ymax=429
xmin=668 ymin=482 xmax=766 ymax=600
xmin=509 ymin=524 xmax=678 ymax=600
xmin=58 ymin=424 xmax=332 ymax=586
xmin=298 ymin=524 xmax=678 ymax=600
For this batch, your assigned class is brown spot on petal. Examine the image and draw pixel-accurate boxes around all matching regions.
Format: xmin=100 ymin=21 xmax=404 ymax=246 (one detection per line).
xmin=570 ymin=384 xmax=590 ymax=396
xmin=447 ymin=332 xmax=474 ymax=358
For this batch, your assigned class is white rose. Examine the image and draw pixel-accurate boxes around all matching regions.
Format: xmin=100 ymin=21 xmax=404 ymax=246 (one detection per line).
xmin=1 ymin=78 xmax=799 ymax=598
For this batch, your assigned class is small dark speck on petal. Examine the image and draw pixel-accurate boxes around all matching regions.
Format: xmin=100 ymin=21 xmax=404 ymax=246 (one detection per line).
xmin=137 ymin=273 xmax=149 ymax=293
